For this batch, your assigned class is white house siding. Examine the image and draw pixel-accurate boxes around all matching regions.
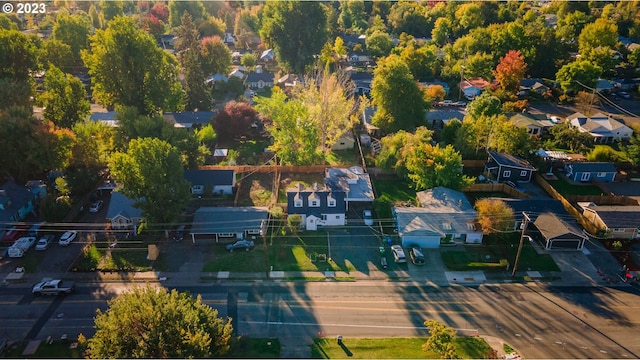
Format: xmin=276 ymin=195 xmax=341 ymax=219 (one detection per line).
xmin=401 ymin=235 xmax=441 ymax=248
xmin=296 ymin=213 xmax=345 ymax=231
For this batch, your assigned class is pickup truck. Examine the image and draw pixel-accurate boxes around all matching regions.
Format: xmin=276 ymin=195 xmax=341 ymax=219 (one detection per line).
xmin=32 ymin=279 xmax=75 ymax=296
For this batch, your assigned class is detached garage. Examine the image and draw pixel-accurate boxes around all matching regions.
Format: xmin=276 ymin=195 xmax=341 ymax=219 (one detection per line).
xmin=533 ymin=212 xmax=587 ymax=250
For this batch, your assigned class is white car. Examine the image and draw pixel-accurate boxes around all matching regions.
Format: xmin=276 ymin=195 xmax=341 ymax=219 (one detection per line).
xmin=58 ymin=231 xmax=78 ymax=246
xmin=35 ymin=234 xmax=55 ymax=250
xmin=391 ymin=245 xmax=407 ymax=263
xmin=363 ymin=210 xmax=374 ymax=226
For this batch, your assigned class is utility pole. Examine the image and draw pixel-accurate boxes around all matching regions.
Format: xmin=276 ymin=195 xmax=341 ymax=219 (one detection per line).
xmin=512 ymin=212 xmax=530 ymax=277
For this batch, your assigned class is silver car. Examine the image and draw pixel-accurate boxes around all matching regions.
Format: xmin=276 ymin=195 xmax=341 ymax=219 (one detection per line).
xmin=35 ymin=234 xmax=55 ymax=251
xmin=391 ymin=245 xmax=407 ymax=263
xmin=58 ymin=231 xmax=78 ymax=246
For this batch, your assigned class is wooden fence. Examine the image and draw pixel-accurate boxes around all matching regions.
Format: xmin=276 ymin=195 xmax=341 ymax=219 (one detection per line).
xmin=464 ymin=183 xmax=530 ymax=198
xmin=565 ymin=194 xmax=638 ymax=206
xmin=534 ymin=174 xmax=600 ymax=235
xmin=198 ymin=165 xmax=351 ymax=174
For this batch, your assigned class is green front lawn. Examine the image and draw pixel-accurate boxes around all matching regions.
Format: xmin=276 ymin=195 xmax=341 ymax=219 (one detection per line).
xmin=311 ymin=337 xmax=492 ymax=359
xmin=441 ymin=233 xmax=559 ymax=272
xmin=324 ymin=148 xmax=359 ymax=166
xmin=267 ymin=230 xmax=350 ymax=272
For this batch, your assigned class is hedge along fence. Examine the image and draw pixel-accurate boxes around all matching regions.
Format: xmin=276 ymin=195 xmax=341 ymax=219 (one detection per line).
xmin=464 ymin=183 xmax=530 ymax=198
xmin=534 ymin=174 xmax=600 ymax=235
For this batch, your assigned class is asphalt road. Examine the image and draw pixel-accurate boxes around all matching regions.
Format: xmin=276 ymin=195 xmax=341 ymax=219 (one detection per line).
xmin=2 ymin=282 xmax=639 ymax=359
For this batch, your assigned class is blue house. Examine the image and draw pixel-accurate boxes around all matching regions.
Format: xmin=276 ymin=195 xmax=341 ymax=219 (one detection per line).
xmin=287 ymin=183 xmax=346 ymax=231
xmin=564 ymin=162 xmax=617 ymax=183
xmin=485 ymin=151 xmax=536 ymax=183
xmin=0 ymin=181 xmax=37 ymax=232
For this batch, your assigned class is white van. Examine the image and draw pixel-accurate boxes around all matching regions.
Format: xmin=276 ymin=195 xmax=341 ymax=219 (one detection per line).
xmin=8 ymin=237 xmax=36 ymax=258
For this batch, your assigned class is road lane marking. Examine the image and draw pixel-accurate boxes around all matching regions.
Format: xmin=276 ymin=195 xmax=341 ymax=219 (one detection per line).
xmin=245 ymin=320 xmax=429 ymax=330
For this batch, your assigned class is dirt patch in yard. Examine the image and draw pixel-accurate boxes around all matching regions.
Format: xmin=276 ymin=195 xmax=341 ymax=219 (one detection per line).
xmin=236 ymin=172 xmax=276 ymax=206
xmin=279 ymin=172 xmax=326 ymax=202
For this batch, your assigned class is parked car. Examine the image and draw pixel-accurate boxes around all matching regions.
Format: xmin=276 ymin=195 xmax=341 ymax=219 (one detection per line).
xmin=390 ymin=245 xmax=407 ymax=263
xmin=363 ymin=210 xmax=374 ymax=226
xmin=1 ymin=226 xmax=28 ymax=246
xmin=409 ymin=246 xmax=425 ymax=265
xmin=32 ymin=278 xmax=75 ymax=296
xmin=618 ymin=91 xmax=632 ymax=99
xmin=226 ymin=240 xmax=255 ymax=252
xmin=35 ymin=234 xmax=55 ymax=251
xmin=89 ymin=200 xmax=104 ymax=213
xmin=8 ymin=237 xmax=36 ymax=258
xmin=173 ymin=225 xmax=185 ymax=241
xmin=58 ymin=231 xmax=78 ymax=246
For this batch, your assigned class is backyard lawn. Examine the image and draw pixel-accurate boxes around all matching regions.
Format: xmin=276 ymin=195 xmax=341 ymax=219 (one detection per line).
xmin=547 ymin=173 xmax=603 ymax=196
xmin=441 ymin=233 xmax=560 ymax=272
xmin=371 ymin=178 xmax=416 ymax=228
xmin=311 ymin=337 xmax=492 ymax=359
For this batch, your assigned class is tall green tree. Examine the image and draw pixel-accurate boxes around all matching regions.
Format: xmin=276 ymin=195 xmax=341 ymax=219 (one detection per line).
xmin=39 ymin=39 xmax=74 ymax=71
xmin=465 ymin=92 xmax=502 ymax=121
xmin=86 ymin=286 xmax=233 ymax=359
xmin=200 ymin=36 xmax=232 ymax=77
xmin=82 ymin=16 xmax=183 ymax=114
xmin=168 ymin=0 xmax=206 ymax=28
xmin=41 ymin=65 xmax=90 ymax=129
xmin=52 ymin=12 xmax=92 ymax=65
xmin=366 ymin=30 xmax=393 ymax=58
xmin=387 ymin=1 xmax=430 ymax=38
xmin=404 ymin=143 xmax=473 ymax=191
xmin=0 ymin=29 xmax=38 ymax=109
xmin=71 ymin=120 xmax=115 ymax=168
xmin=175 ymin=12 xmax=211 ymax=111
xmin=109 ymin=138 xmax=192 ymax=228
xmin=578 ymin=18 xmax=618 ymax=57
xmin=260 ymin=1 xmax=328 ymax=73
xmin=375 ymin=126 xmax=433 ymax=178
xmin=254 ymin=89 xmax=320 ymax=165
xmin=0 ymin=107 xmax=71 ymax=180
xmin=623 ymin=128 xmax=640 ymax=166
xmin=371 ymin=55 xmax=426 ymax=133
xmin=555 ymin=60 xmax=602 ymax=94
xmin=293 ymin=70 xmax=355 ymax=155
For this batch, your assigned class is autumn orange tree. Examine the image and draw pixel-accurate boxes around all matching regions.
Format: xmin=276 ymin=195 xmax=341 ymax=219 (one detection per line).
xmin=475 ymin=198 xmax=514 ymax=233
xmin=493 ymin=50 xmax=527 ymax=96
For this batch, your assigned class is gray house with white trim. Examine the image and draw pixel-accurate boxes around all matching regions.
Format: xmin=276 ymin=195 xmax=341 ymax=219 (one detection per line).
xmin=485 ymin=151 xmax=536 ymax=183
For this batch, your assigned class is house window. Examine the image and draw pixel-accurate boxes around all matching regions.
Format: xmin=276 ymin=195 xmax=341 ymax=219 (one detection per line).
xmin=597 ymin=172 xmax=606 ymax=177
xmin=442 ymin=222 xmax=452 ymax=230
xmin=520 ymin=170 xmax=527 ymax=177
xmin=503 ymin=170 xmax=511 ymax=178
xmin=294 ymin=200 xmax=303 ymax=208
xmin=328 ymin=199 xmax=336 ymax=207
xmin=466 ymin=223 xmax=476 ymax=231
xmin=309 ymin=200 xmax=319 ymax=207
xmin=321 ymin=214 xmax=327 ymax=221
xmin=217 ymin=233 xmax=235 ymax=238
xmin=613 ymin=228 xmax=625 ymax=232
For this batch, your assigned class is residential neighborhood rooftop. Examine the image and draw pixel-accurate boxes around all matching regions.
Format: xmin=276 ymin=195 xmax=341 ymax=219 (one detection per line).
xmin=190 ymin=207 xmax=268 ymax=235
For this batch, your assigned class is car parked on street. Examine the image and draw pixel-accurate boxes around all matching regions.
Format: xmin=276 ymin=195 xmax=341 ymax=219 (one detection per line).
xmin=1 ymin=226 xmax=28 ymax=246
xmin=363 ymin=210 xmax=373 ymax=226
xmin=58 ymin=231 xmax=77 ymax=246
xmin=409 ymin=246 xmax=425 ymax=265
xmin=618 ymin=91 xmax=632 ymax=99
xmin=89 ymin=200 xmax=104 ymax=213
xmin=35 ymin=234 xmax=55 ymax=251
xmin=391 ymin=245 xmax=407 ymax=263
xmin=226 ymin=239 xmax=255 ymax=252
xmin=32 ymin=278 xmax=75 ymax=296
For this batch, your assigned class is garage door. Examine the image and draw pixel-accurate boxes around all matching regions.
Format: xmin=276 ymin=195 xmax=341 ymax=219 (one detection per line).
xmin=401 ymin=235 xmax=440 ymax=248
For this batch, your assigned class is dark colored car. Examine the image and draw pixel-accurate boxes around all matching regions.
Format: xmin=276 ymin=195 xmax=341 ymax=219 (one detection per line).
xmin=409 ymin=246 xmax=425 ymax=265
xmin=1 ymin=226 xmax=28 ymax=246
xmin=226 ymin=240 xmax=255 ymax=252
xmin=173 ymin=225 xmax=185 ymax=241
